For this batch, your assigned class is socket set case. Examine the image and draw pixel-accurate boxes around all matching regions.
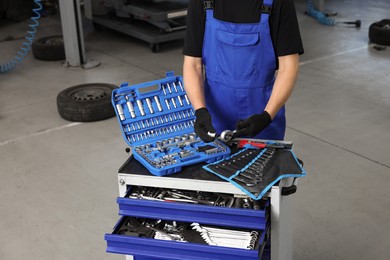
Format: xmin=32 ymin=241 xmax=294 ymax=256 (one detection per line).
xmin=112 ymin=71 xmax=231 ymax=176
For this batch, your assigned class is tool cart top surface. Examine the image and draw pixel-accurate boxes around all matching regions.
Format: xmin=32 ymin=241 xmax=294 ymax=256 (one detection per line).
xmin=118 ymin=154 xmax=261 ymax=195
xmin=118 ymin=145 xmax=304 ymax=197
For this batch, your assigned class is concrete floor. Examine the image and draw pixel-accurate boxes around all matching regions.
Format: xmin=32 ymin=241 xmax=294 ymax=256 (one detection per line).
xmin=1 ymin=0 xmax=389 ymax=259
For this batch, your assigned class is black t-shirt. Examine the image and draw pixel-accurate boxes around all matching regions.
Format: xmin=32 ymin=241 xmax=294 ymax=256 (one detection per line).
xmin=183 ymin=0 xmax=304 ymax=60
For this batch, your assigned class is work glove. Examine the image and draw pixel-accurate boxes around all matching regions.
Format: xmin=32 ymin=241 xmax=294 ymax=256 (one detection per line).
xmin=194 ymin=107 xmax=216 ymax=142
xmin=233 ymin=111 xmax=272 ymax=138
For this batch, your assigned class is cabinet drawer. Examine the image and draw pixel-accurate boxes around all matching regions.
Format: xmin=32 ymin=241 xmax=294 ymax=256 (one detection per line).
xmin=117 ymin=186 xmax=270 ymax=230
xmin=105 ymin=216 xmax=270 ymax=260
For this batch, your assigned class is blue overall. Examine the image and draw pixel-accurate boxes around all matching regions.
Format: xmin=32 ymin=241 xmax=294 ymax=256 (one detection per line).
xmin=203 ymin=0 xmax=286 ymax=140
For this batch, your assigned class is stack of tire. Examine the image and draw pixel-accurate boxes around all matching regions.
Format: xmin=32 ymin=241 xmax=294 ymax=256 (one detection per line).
xmin=369 ymin=19 xmax=390 ymax=46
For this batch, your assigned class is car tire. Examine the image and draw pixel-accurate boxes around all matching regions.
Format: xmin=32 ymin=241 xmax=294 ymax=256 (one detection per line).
xmin=369 ymin=19 xmax=390 ymax=46
xmin=57 ymin=83 xmax=117 ymax=122
xmin=32 ymin=35 xmax=66 ymax=61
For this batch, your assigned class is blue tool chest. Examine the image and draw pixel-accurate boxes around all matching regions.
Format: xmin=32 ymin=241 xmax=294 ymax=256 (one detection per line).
xmin=105 ymin=185 xmax=271 ymax=259
xmin=111 ymin=71 xmax=231 ymax=176
xmin=105 ymin=155 xmax=273 ymax=260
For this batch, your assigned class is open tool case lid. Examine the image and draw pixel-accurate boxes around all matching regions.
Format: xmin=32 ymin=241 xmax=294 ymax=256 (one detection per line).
xmin=112 ymin=71 xmax=230 ymax=176
xmin=112 ymin=71 xmax=195 ymax=146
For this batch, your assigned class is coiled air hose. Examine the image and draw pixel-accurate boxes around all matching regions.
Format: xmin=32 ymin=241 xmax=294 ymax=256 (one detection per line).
xmin=0 ymin=0 xmax=42 ymax=73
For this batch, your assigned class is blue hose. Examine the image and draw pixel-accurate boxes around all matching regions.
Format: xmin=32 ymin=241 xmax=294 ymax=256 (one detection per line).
xmin=306 ymin=0 xmax=335 ymax=26
xmin=0 ymin=0 xmax=42 ymax=73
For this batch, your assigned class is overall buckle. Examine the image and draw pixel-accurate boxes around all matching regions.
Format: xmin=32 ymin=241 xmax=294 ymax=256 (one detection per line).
xmin=204 ymin=0 xmax=214 ymax=10
xmin=261 ymin=4 xmax=272 ymax=14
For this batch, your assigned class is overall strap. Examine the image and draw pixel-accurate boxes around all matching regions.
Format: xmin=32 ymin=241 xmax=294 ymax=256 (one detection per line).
xmin=260 ymin=0 xmax=273 ymax=23
xmin=203 ymin=0 xmax=273 ymax=23
xmin=204 ymin=0 xmax=214 ymax=18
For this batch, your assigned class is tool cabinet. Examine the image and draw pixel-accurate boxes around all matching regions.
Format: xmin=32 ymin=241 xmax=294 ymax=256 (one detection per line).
xmin=106 ymin=72 xmax=302 ymax=259
xmin=105 ymin=156 xmax=297 ymax=260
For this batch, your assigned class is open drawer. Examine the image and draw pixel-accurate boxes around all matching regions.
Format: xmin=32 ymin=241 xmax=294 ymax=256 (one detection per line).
xmin=117 ymin=186 xmax=270 ymax=230
xmin=105 ymin=216 xmax=270 ymax=260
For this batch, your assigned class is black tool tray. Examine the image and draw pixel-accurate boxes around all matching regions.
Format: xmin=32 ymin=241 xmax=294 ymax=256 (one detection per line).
xmin=112 ymin=71 xmax=231 ymax=176
xmin=204 ymin=147 xmax=306 ymax=200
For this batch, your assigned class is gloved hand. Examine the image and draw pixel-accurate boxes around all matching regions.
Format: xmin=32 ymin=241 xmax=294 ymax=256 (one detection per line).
xmin=233 ymin=111 xmax=272 ymax=138
xmin=194 ymin=107 xmax=216 ymax=142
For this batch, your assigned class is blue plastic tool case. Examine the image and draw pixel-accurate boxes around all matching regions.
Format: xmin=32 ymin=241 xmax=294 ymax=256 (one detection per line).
xmin=112 ymin=71 xmax=231 ymax=176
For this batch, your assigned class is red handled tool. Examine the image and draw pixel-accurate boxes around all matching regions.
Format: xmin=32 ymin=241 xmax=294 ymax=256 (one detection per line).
xmin=234 ymin=139 xmax=292 ymax=149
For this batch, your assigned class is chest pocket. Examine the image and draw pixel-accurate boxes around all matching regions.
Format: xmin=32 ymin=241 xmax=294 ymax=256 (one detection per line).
xmin=216 ymin=30 xmax=260 ymax=79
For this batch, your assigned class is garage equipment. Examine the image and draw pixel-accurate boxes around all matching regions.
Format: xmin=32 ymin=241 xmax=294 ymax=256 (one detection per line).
xmin=0 ymin=0 xmax=42 ymax=73
xmin=105 ymin=151 xmax=304 ymax=259
xmin=306 ymin=0 xmax=361 ymax=27
xmin=106 ymin=0 xmax=187 ymax=32
xmin=85 ymin=0 xmax=188 ymax=52
xmin=105 ymin=158 xmax=273 ymax=259
xmin=107 ymin=72 xmax=306 ymax=260
xmin=111 ymin=71 xmax=230 ymax=176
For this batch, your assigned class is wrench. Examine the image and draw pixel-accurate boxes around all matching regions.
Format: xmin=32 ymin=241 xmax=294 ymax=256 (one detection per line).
xmin=168 ymin=191 xmax=214 ymax=205
xmin=233 ymin=175 xmax=257 ymax=187
xmin=240 ymin=171 xmax=263 ymax=181
xmin=219 ymin=129 xmax=237 ymax=142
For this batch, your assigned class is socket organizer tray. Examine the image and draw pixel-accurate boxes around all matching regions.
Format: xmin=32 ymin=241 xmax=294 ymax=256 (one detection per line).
xmin=112 ymin=71 xmax=231 ymax=176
